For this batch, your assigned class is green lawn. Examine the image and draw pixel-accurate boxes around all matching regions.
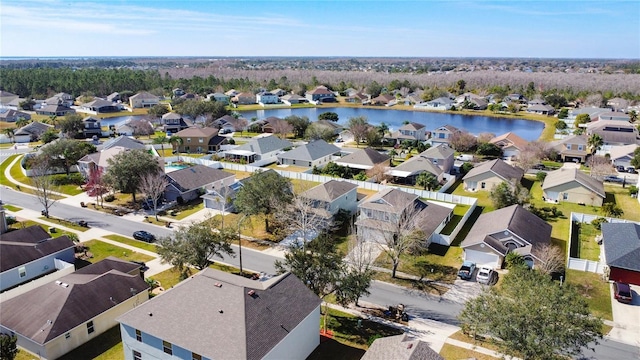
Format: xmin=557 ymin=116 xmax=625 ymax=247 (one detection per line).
xmin=440 ymin=204 xmax=470 ymax=235
xmin=565 ymin=269 xmax=613 ymax=320
xmin=450 ymin=183 xmax=494 ymax=213
xmin=374 ymin=243 xmax=462 ymax=284
xmin=319 ymin=307 xmax=404 ymax=350
xmin=0 ymin=154 xmax=20 ymax=188
xmin=3 ymin=204 xmax=22 ymax=212
xmin=439 ymin=343 xmax=496 ymax=360
xmin=167 ymin=200 xmax=204 ymax=220
xmin=578 ymin=223 xmax=601 ymax=261
xmin=38 ymin=216 xmax=90 ymax=232
xmin=81 ymin=240 xmax=155 ymax=264
xmin=9 ymin=155 xmax=31 ymax=186
xmin=103 ymin=234 xmax=158 ymax=252
xmin=58 ymin=326 xmax=123 ymax=360
xmin=148 ymin=267 xmax=184 ymax=289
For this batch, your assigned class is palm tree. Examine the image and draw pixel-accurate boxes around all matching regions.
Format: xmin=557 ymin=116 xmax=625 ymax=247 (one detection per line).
xmin=2 ymin=127 xmax=15 ymax=143
xmin=587 ymin=133 xmax=604 ymax=172
xmin=15 ymin=118 xmax=29 ymax=128
xmin=153 ymin=135 xmax=169 ymax=157
xmin=416 ymin=172 xmax=439 ymax=191
xmin=169 ymin=136 xmax=183 ymax=153
xmin=629 ymin=110 xmax=638 ymax=124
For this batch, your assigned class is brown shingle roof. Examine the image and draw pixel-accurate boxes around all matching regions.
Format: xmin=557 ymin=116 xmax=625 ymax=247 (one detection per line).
xmin=335 ymin=147 xmax=390 ymax=168
xmin=541 ymin=168 xmax=605 ymax=198
xmin=175 ymin=127 xmax=218 ymax=138
xmin=490 ymin=132 xmax=529 ymax=151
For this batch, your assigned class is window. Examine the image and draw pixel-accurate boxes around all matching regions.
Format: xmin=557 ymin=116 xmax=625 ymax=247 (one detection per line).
xmin=438 ymin=133 xmax=446 ymax=139
xmin=481 ymin=182 xmax=486 ymax=189
xmin=192 ymin=353 xmax=202 ymax=360
xmin=199 ymin=138 xmax=203 ymax=143
xmin=566 ymin=144 xmax=572 ymax=150
xmin=18 ymin=266 xmax=26 ymax=278
xmin=187 ymin=138 xmax=191 ymax=143
xmin=163 ymin=340 xmax=173 ymax=355
xmin=87 ymin=321 xmax=94 ymax=334
xmin=135 ymin=329 xmax=142 ymax=342
xmin=563 ymin=192 xmax=568 ymax=200
xmin=65 ymin=333 xmax=71 ymax=339
xmin=133 ymin=350 xmax=142 ymax=360
xmin=578 ymin=145 xmax=584 ymax=151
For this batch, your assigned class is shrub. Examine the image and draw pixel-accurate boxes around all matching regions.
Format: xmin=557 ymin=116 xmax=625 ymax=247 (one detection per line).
xmin=104 ymin=194 xmax=116 ymax=202
xmin=367 ymin=334 xmax=383 ymax=347
xmin=51 ymin=173 xmax=84 ymax=186
xmin=629 ymin=185 xmax=638 ymax=197
xmin=591 ymin=217 xmax=608 ymax=230
xmin=536 ymin=171 xmax=547 ymax=182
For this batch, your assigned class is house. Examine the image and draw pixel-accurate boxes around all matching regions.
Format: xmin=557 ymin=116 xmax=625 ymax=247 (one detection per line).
xmin=0 ymin=90 xmax=19 ymax=108
xmin=129 ymin=92 xmax=160 ymax=108
xmin=462 ymin=159 xmax=524 ymax=192
xmin=115 ymin=123 xmax=135 ymax=136
xmin=233 ymin=92 xmax=256 ymax=105
xmin=468 ymin=97 xmax=488 ymax=110
xmin=206 ymin=92 xmax=230 ymax=103
xmin=0 ymin=109 xmax=31 ymax=122
xmin=586 ymin=120 xmax=640 ymax=146
xmin=567 ymin=107 xmax=612 ymax=121
xmin=0 ymin=225 xmax=75 ymax=292
xmin=0 ymin=258 xmax=149 ymax=360
xmin=334 ymin=147 xmax=390 ymax=170
xmin=82 ymin=116 xmax=102 ymax=138
xmin=118 ymin=268 xmax=321 ymax=360
xmin=277 ymin=139 xmax=340 ymax=168
xmin=80 ymin=99 xmax=119 ymax=113
xmin=179 ymin=93 xmax=199 ymax=101
xmin=172 ymin=88 xmax=186 ymax=97
xmin=460 ymin=204 xmax=552 ymax=269
xmin=106 ymin=92 xmax=120 ymax=102
xmin=370 ymin=94 xmax=395 ymax=106
xmin=602 ymin=222 xmax=640 ymax=286
xmin=315 ymin=120 xmax=344 ymax=135
xmin=14 ymin=122 xmax=54 ymax=143
xmin=606 ymin=97 xmax=629 ymax=112
xmin=542 ymin=168 xmax=605 ymax=206
xmin=78 ymin=137 xmax=146 ymax=177
xmin=527 ymin=103 xmax=556 ymax=115
xmin=388 ymin=144 xmax=455 ymax=185
xmin=300 ymin=180 xmax=359 ymax=223
xmin=549 ymin=135 xmax=589 ymax=163
xmin=35 ymin=104 xmax=75 ymax=116
xmin=173 ymin=127 xmax=219 ymax=153
xmin=362 ymin=334 xmax=443 ymax=360
xmin=261 ymin=117 xmax=290 ymax=134
xmin=387 ymin=122 xmax=428 ymax=143
xmin=224 ymin=89 xmax=239 ymax=97
xmin=225 ymin=135 xmax=292 ymax=164
xmin=609 ymin=144 xmax=639 ymax=170
xmin=103 ymin=135 xmax=146 ymax=151
xmin=489 ymin=132 xmax=529 ymax=160
xmin=305 ymin=86 xmax=336 ymax=103
xmin=416 ymin=97 xmax=453 ymax=111
xmin=280 ymin=94 xmax=306 ymax=105
xmin=256 ymin=92 xmax=279 ymax=104
xmin=201 ymin=180 xmax=245 ymax=212
xmin=164 ymin=165 xmax=235 ymax=202
xmin=270 ymin=88 xmax=287 ymax=97
xmin=45 ymin=93 xmax=74 ymax=107
xmin=161 ymin=112 xmax=191 ymax=134
xmin=455 ymin=92 xmax=485 ymax=105
xmin=430 ymin=125 xmax=460 ymax=146
xmin=503 ymin=93 xmax=527 ymax=103
xmin=345 ymin=92 xmax=369 ymax=104
xmin=356 ymin=188 xmax=452 ymax=246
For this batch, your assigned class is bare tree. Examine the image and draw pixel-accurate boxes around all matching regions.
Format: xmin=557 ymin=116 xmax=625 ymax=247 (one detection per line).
xmin=535 ymin=244 xmax=565 ymax=276
xmin=476 ymin=132 xmax=495 ymax=144
xmin=347 ymin=116 xmax=370 ymax=147
xmin=517 ymin=141 xmax=546 ymax=171
xmin=450 ymin=131 xmax=477 ymax=152
xmin=139 ymin=171 xmax=169 ymax=221
xmin=343 ymin=235 xmax=376 ymax=306
xmin=590 ymin=156 xmax=615 ymax=178
xmin=271 ymin=120 xmax=294 ymax=139
xmin=367 ymin=163 xmax=390 ymax=183
xmin=129 ymin=119 xmax=155 ymax=138
xmin=277 ymin=191 xmax=329 ymax=248
xmin=31 ymin=156 xmax=58 ymax=218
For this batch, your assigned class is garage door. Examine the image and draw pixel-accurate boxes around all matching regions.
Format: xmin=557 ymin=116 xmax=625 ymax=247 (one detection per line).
xmin=464 ymin=249 xmax=501 ymax=269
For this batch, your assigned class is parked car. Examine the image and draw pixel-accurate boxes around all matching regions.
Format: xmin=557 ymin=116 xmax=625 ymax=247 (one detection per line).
xmin=476 ymin=267 xmax=496 ymax=285
xmin=613 ymin=282 xmax=633 ymax=304
xmin=133 ymin=230 xmax=156 ymax=243
xmin=458 ymin=261 xmax=476 ymax=280
xmin=456 ymin=154 xmax=474 ymax=161
xmin=604 ymin=175 xmax=624 ymax=183
xmin=616 ymin=165 xmax=626 ymax=172
xmin=532 ymin=164 xmax=546 ymax=170
xmin=627 ymin=167 xmax=637 ymax=174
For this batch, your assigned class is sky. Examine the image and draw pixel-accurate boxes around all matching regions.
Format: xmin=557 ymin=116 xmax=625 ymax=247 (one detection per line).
xmin=1 ymin=0 xmax=639 ymax=59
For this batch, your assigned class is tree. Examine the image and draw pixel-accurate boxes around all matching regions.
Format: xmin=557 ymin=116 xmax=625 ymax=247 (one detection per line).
xmin=629 ymin=110 xmax=638 ymax=123
xmin=129 ymin=119 xmax=155 ymax=138
xmin=475 ymin=142 xmax=502 ymax=157
xmin=535 ymin=171 xmax=547 ymax=182
xmin=587 ymin=133 xmax=603 ymax=169
xmin=557 ymin=108 xmax=569 ymax=119
xmin=2 ymin=128 xmax=15 ymax=143
xmin=366 ymin=163 xmax=390 ymax=183
xmin=318 ymin=112 xmax=339 ymax=122
xmin=15 ymin=118 xmax=30 ymax=128
xmin=139 ymin=171 xmax=169 ymax=221
xmin=376 ymin=122 xmax=389 ymax=137
xmin=277 ymin=191 xmax=329 ymax=249
xmin=40 ymin=129 xmax=59 ymax=144
xmin=517 ymin=141 xmax=546 ymax=172
xmin=458 ymin=265 xmax=603 ymax=360
xmin=416 ymin=172 xmax=438 ymax=191
xmin=40 ymin=139 xmax=96 ymax=175
xmin=285 ymin=115 xmax=310 ymax=138
xmin=271 ymin=120 xmax=294 ymax=139
xmin=57 ymin=113 xmax=84 ymax=138
xmin=153 ymin=135 xmax=169 ymax=156
xmin=450 ymin=131 xmax=477 ymax=153
xmin=30 ymin=155 xmax=58 ymax=218
xmin=147 ymin=104 xmax=169 ymax=117
xmin=305 ymin=123 xmax=335 ymax=141
xmin=234 ymin=170 xmax=293 ymax=233
xmin=456 ymin=79 xmax=466 ymax=94
xmin=489 ymin=181 xmax=529 ymax=209
xmin=341 ymin=237 xmax=375 ymax=307
xmin=85 ymin=167 xmax=108 ymax=207
xmin=590 ymin=155 xmax=615 ymax=178
xmin=601 ymin=203 xmax=624 ymax=218
xmin=158 ymin=218 xmax=235 ymax=279
xmin=365 ymin=128 xmax=382 ymax=146
xmin=347 ymin=116 xmax=369 ymax=147
xmin=631 ymin=147 xmax=640 ymax=169
xmin=169 ymin=136 xmax=183 ymax=152
xmin=0 ymin=333 xmax=18 ymax=360
xmin=105 ymin=149 xmax=161 ymax=202
xmin=173 ymin=99 xmax=229 ymax=120
xmin=476 ymin=132 xmax=495 ymax=144
xmin=534 ymin=244 xmax=565 ymax=276
xmin=575 ymin=113 xmax=591 ymax=128
xmin=554 ymin=120 xmax=568 ymax=130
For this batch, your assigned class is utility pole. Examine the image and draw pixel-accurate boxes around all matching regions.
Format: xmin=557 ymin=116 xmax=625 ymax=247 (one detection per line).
xmin=238 ymin=214 xmax=248 ymax=275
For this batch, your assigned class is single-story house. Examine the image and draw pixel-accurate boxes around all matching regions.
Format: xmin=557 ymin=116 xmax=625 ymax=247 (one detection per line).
xmin=14 ymin=122 xmax=54 ymax=143
xmin=117 ymin=269 xmax=321 ymax=360
xmin=542 ymin=168 xmax=605 ymax=206
xmin=527 ymin=103 xmax=556 ymax=115
xmin=315 ymin=120 xmax=343 ymax=135
xmin=461 ymin=204 xmax=552 ymax=269
xmin=415 ymin=97 xmax=453 ymax=111
xmin=44 ymin=93 xmax=74 ymax=107
xmin=370 ymin=94 xmax=395 ymax=106
xmin=609 ymin=144 xmax=638 ymax=170
xmin=334 ymin=147 xmax=390 ymax=170
xmin=300 ymin=180 xmax=359 ymax=221
xmin=387 ymin=153 xmax=445 ymax=185
xmin=549 ymin=135 xmax=589 ymax=163
xmin=206 ymin=92 xmax=230 ymax=103
xmin=356 ymin=188 xmax=452 ymax=246
xmin=225 ymin=135 xmax=292 ymax=164
xmin=0 ymin=109 xmax=31 ymax=122
xmin=345 ymin=92 xmax=369 ymax=104
xmin=489 ymin=132 xmax=528 ymax=160
xmin=462 ymin=159 xmax=524 ymax=192
xmin=35 ymin=104 xmax=75 ymax=117
xmin=0 ymin=257 xmax=149 ymax=360
xmin=362 ymin=334 xmax=443 ymax=360
xmin=225 ymin=89 xmax=239 ymax=97
xmin=586 ymin=120 xmax=640 ymax=146
xmin=277 ymin=139 xmax=340 ymax=168
xmin=115 ymin=124 xmax=135 ymax=136
xmin=164 ymin=165 xmax=235 ymax=202
xmin=602 ymin=222 xmax=640 ymax=286
xmin=0 ymin=225 xmax=75 ymax=292
xmin=129 ymin=92 xmax=160 ymax=108
xmin=80 ymin=99 xmax=119 ymax=113
xmin=280 ymin=94 xmax=307 ymax=105
xmin=106 ymin=92 xmax=120 ymax=102
xmin=102 ymin=135 xmax=146 ymax=151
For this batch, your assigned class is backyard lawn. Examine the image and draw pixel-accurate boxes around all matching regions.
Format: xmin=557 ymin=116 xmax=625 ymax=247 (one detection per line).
xmin=80 ymin=240 xmax=155 ymax=264
xmin=577 ymin=223 xmax=601 ymax=261
xmin=319 ymin=307 xmax=404 ymax=350
xmin=58 ymin=326 xmax=123 ymax=360
xmin=147 ymin=267 xmax=184 ymax=290
xmin=565 ymin=269 xmax=612 ymax=320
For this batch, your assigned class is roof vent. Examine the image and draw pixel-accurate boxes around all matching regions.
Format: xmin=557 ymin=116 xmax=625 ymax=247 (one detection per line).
xmin=247 ymin=290 xmax=255 ymax=296
xmin=148 ymin=312 xmax=153 ymax=317
xmin=214 ymin=282 xmax=222 ymax=288
xmin=218 ymin=309 xmax=224 ymax=314
xmin=407 ymin=343 xmax=413 ymax=349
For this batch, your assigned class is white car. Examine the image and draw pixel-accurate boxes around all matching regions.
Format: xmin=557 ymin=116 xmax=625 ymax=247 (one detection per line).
xmin=476 ymin=267 xmax=495 ymax=285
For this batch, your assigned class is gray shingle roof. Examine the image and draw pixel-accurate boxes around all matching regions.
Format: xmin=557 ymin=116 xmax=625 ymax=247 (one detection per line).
xmin=0 ymin=260 xmax=148 ymax=345
xmin=419 ymin=144 xmax=455 ymax=159
xmin=130 ymin=91 xmax=159 ymax=100
xmin=602 ymin=223 xmax=640 ymax=272
xmin=335 ymin=147 xmax=390 ymax=168
xmin=392 ymin=155 xmax=443 ymax=177
xmin=102 ymin=135 xmax=146 ymax=150
xmin=235 ymin=135 xmax=292 ymax=155
xmin=165 ymin=165 xmax=234 ymax=192
xmin=302 ymin=180 xmax=358 ymax=202
xmin=0 ymin=226 xmax=75 ymax=272
xmin=14 ymin=121 xmax=53 ymax=137
xmin=117 ymin=268 xmax=321 ymax=360
xmin=278 ymin=139 xmax=340 ymax=162
xmin=462 ymin=159 xmax=524 ymax=182
xmin=362 ymin=334 xmax=443 ymax=360
xmin=542 ymin=168 xmax=605 ymax=198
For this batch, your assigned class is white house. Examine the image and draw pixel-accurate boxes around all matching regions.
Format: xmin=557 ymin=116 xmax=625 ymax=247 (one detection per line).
xmin=277 ymin=139 xmax=340 ymax=168
xmin=256 ymin=92 xmax=279 ymax=105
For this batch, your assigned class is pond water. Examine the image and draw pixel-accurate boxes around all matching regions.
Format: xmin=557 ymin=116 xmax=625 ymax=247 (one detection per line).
xmin=98 ymin=107 xmax=545 ymax=141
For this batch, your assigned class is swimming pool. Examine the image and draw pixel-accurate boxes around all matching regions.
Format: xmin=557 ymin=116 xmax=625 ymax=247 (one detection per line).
xmin=164 ymin=164 xmax=189 ymax=173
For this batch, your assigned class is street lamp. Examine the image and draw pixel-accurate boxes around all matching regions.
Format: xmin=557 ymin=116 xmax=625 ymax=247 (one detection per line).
xmin=238 ymin=214 xmax=248 ymax=275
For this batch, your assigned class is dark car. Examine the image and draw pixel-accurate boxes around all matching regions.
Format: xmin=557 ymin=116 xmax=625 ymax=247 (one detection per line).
xmin=458 ymin=261 xmax=476 ymax=280
xmin=604 ymin=175 xmax=624 ymax=183
xmin=617 ymin=165 xmax=626 ymax=172
xmin=628 ymin=168 xmax=637 ymax=174
xmin=532 ymin=164 xmax=546 ymax=170
xmin=133 ymin=230 xmax=156 ymax=243
xmin=613 ymin=282 xmax=633 ymax=304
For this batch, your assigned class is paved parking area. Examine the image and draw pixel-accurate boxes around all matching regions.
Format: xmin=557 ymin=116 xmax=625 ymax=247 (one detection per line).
xmin=609 ymin=283 xmax=640 ymax=346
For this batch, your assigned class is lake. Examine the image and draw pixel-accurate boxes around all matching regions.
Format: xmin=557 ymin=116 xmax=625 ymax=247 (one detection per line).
xmin=99 ymin=107 xmax=545 ymax=141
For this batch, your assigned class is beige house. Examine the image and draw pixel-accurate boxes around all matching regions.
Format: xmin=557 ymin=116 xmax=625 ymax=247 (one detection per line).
xmin=129 ymin=92 xmax=160 ymax=108
xmin=462 ymin=159 xmax=524 ymax=192
xmin=542 ymin=168 xmax=605 ymax=206
xmin=489 ymin=132 xmax=528 ymax=160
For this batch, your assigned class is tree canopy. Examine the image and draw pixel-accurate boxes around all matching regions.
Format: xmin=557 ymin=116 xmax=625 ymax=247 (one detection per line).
xmin=458 ymin=265 xmax=603 ymax=360
xmin=39 ymin=139 xmax=96 ymax=175
xmin=57 ymin=113 xmax=84 ymax=138
xmin=105 ymin=149 xmax=161 ymax=202
xmin=285 ymin=115 xmax=310 ymax=138
xmin=489 ymin=181 xmax=529 ymax=209
xmin=318 ymin=112 xmax=339 ymax=122
xmin=234 ymin=170 xmax=293 ymax=233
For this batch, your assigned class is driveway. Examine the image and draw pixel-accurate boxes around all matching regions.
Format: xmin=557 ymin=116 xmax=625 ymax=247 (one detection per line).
xmin=608 ymin=283 xmax=640 ymax=346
